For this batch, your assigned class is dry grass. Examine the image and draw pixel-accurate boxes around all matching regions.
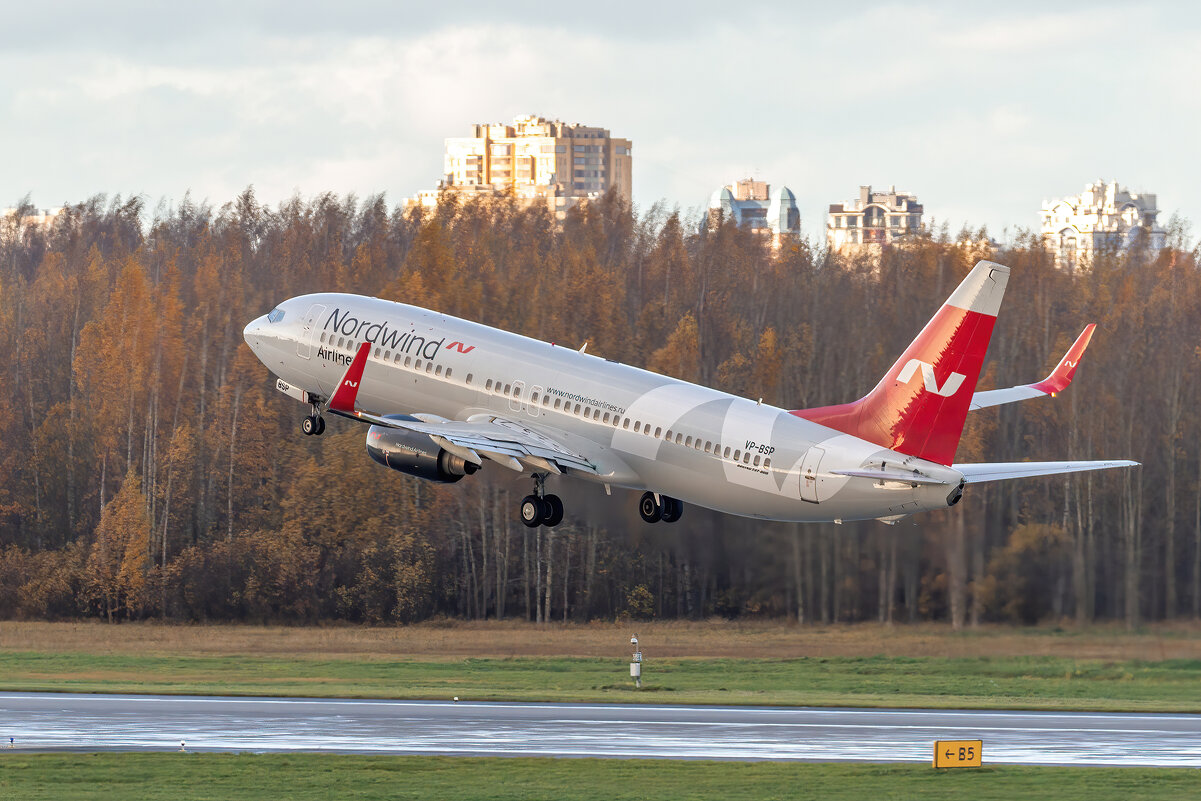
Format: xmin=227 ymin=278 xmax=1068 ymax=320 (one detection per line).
xmin=2 ymin=619 xmax=1199 ymax=661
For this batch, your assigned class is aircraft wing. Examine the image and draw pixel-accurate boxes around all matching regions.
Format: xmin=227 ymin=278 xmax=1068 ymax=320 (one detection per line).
xmin=326 ymin=342 xmax=597 ymax=475
xmin=954 ymin=460 xmax=1138 ymax=483
xmin=970 ymin=324 xmax=1095 ymax=410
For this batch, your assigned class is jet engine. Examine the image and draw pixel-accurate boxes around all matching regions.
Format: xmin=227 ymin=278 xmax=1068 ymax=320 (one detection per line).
xmin=365 ymin=420 xmax=479 ymax=484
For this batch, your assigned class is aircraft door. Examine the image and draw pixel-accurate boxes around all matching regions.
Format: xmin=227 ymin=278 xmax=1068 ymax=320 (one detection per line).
xmin=297 ymin=303 xmax=326 ymax=359
xmin=800 ymin=446 xmax=825 ymax=504
xmin=528 ymin=385 xmax=544 ymax=418
xmin=509 ymin=380 xmax=526 ymax=414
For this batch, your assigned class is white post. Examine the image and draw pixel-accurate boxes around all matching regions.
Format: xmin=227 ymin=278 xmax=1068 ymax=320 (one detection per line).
xmin=630 ymin=635 xmax=642 ymax=689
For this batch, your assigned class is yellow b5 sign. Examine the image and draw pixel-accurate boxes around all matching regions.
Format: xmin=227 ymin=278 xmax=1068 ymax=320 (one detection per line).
xmin=933 ymin=739 xmax=982 ymax=768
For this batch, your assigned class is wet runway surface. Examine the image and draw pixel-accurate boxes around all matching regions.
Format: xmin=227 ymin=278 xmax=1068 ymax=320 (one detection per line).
xmin=2 ymin=693 xmax=1199 ymax=766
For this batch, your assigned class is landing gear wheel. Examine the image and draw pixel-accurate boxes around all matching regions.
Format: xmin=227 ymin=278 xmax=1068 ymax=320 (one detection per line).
xmin=542 ymin=494 xmax=564 ymax=527
xmin=661 ymin=496 xmax=683 ymax=523
xmin=315 ymin=416 xmax=326 ymax=435
xmin=520 ymin=495 xmax=544 ymax=528
xmin=301 ymin=415 xmax=318 ymax=436
xmin=639 ymin=491 xmax=662 ymax=523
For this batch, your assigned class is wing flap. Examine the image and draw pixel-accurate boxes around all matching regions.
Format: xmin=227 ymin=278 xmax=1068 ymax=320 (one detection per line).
xmin=954 ymin=460 xmax=1138 ymax=483
xmin=321 ymin=341 xmax=596 ymax=474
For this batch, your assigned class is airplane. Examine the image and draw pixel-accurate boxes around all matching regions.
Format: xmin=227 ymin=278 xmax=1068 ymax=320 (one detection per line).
xmin=242 ymin=259 xmax=1136 ymax=528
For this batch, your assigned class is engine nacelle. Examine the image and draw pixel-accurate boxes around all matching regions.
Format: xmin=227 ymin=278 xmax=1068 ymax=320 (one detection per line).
xmin=365 ymin=419 xmax=479 ymax=484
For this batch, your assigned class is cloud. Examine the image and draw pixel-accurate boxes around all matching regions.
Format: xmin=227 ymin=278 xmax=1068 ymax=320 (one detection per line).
xmin=1 ymin=3 xmax=1197 ymax=239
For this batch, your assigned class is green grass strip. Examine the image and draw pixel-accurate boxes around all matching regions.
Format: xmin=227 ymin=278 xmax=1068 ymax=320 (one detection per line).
xmin=2 ymin=652 xmax=1200 ymax=712
xmin=0 ymin=754 xmax=1198 ymax=801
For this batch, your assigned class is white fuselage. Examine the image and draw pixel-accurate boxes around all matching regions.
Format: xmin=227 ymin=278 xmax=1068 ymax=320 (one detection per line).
xmin=245 ymin=293 xmax=963 ymax=522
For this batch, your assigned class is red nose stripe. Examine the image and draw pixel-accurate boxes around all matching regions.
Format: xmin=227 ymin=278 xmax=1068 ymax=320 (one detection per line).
xmin=328 ymin=341 xmax=372 ymax=414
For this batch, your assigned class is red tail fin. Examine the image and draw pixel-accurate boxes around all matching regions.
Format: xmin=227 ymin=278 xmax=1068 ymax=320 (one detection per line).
xmin=792 ymin=260 xmax=1010 ymax=465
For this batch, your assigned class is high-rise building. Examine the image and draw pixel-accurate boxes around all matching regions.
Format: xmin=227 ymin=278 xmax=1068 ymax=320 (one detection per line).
xmin=1041 ymin=180 xmax=1165 ymax=268
xmin=705 ymin=178 xmax=800 ymax=246
xmin=409 ymin=115 xmax=632 ymax=220
xmin=826 ymin=185 xmax=922 ymax=253
xmin=1 ymin=207 xmax=62 ymax=242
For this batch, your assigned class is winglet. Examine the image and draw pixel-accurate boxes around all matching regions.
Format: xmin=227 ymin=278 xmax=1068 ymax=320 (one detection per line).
xmin=1028 ymin=324 xmax=1095 ymax=396
xmin=969 ymin=324 xmax=1098 ymax=410
xmin=328 ymin=342 xmax=372 ymax=414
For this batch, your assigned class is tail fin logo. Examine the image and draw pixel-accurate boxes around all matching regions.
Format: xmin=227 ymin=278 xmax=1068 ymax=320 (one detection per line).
xmin=897 ymin=359 xmax=966 ymax=398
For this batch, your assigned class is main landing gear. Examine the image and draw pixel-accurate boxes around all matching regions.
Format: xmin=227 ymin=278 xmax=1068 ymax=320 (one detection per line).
xmin=520 ymin=473 xmax=563 ymax=528
xmin=301 ymin=402 xmax=326 ymax=436
xmin=639 ymin=491 xmax=683 ymax=524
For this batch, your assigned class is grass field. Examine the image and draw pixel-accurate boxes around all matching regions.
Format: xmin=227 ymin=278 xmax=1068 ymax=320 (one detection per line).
xmin=4 ymin=619 xmax=1201 ymax=659
xmin=0 ymin=754 xmax=1198 ymax=801
xmin=1 ymin=621 xmax=1200 ymax=711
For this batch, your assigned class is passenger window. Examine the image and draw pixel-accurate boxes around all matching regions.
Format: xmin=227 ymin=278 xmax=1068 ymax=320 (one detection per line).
xmin=435 ymin=365 xmax=442 ymax=376
xmin=531 ymin=392 xmax=539 ymax=403
xmin=634 ymin=421 xmax=641 ymax=433
xmin=583 ymin=407 xmax=591 ymax=419
xmin=694 ymin=439 xmax=702 ymax=451
xmin=743 ymin=452 xmax=751 ymax=463
xmin=675 ymin=433 xmax=683 ymax=445
xmin=603 ymin=412 xmax=610 ymax=424
xmin=763 ymin=457 xmax=771 ymax=469
xmin=623 ymin=418 xmax=630 ymax=430
xmin=734 ymin=450 xmax=742 ymax=461
xmin=724 ymin=447 xmax=732 ymax=458
xmin=320 ymin=332 xmax=327 ymax=343
xmin=393 ymin=352 xmax=401 ymax=364
xmin=415 ymin=359 xmax=422 ymax=370
xmin=753 ymin=455 xmax=761 ymax=466
xmin=426 ymin=363 xmax=433 ymax=373
xmin=654 ymin=427 xmax=661 ymax=438
xmin=572 ymin=403 xmax=580 ymax=414
xmin=543 ymin=396 xmax=550 ymax=407
xmin=446 ymin=369 xmax=452 ymax=379
xmin=685 ymin=436 xmax=693 ymax=447
xmin=665 ymin=430 xmax=673 ymax=441
xmin=373 ymin=347 xmax=381 ymax=358
xmin=466 ymin=373 xmax=473 ymax=384
xmin=555 ymin=398 xmax=562 ymax=410
xmin=338 ymin=336 xmax=345 ymax=348
xmin=486 ymin=379 xmax=493 ymax=390
xmin=404 ymin=356 xmax=412 ymax=367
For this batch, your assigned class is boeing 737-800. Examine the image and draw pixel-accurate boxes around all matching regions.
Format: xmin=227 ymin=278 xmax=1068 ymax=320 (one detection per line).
xmin=243 ymin=260 xmax=1136 ymax=527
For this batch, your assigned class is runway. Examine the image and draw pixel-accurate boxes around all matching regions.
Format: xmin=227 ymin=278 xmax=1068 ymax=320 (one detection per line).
xmin=1 ymin=693 xmax=1199 ymax=766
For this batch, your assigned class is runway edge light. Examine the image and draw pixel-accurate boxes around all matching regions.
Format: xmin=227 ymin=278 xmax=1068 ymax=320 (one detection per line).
xmin=933 ymin=739 xmax=982 ymax=768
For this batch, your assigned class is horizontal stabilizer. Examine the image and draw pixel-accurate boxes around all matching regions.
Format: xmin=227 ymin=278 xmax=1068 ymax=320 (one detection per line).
xmin=970 ymin=324 xmax=1095 ymax=410
xmin=954 ymin=460 xmax=1138 ymax=483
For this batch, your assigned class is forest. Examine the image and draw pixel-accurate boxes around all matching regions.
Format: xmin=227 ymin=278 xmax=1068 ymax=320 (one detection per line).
xmin=0 ymin=189 xmax=1197 ymax=628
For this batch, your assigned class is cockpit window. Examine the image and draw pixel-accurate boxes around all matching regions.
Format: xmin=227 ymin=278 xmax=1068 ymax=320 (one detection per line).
xmin=267 ymin=308 xmax=285 ymax=323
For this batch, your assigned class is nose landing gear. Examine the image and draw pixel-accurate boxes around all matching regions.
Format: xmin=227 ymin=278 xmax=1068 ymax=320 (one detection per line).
xmin=519 ymin=473 xmax=563 ymax=528
xmin=639 ymin=491 xmax=683 ymax=524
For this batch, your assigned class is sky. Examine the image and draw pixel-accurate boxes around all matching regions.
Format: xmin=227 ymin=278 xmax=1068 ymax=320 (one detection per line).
xmin=3 ymin=1 xmax=1199 ymax=244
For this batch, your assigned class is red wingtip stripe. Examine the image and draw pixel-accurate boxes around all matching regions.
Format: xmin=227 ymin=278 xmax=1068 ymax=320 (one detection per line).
xmin=328 ymin=341 xmax=372 ymax=413
xmin=1029 ymin=324 xmax=1095 ymax=395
